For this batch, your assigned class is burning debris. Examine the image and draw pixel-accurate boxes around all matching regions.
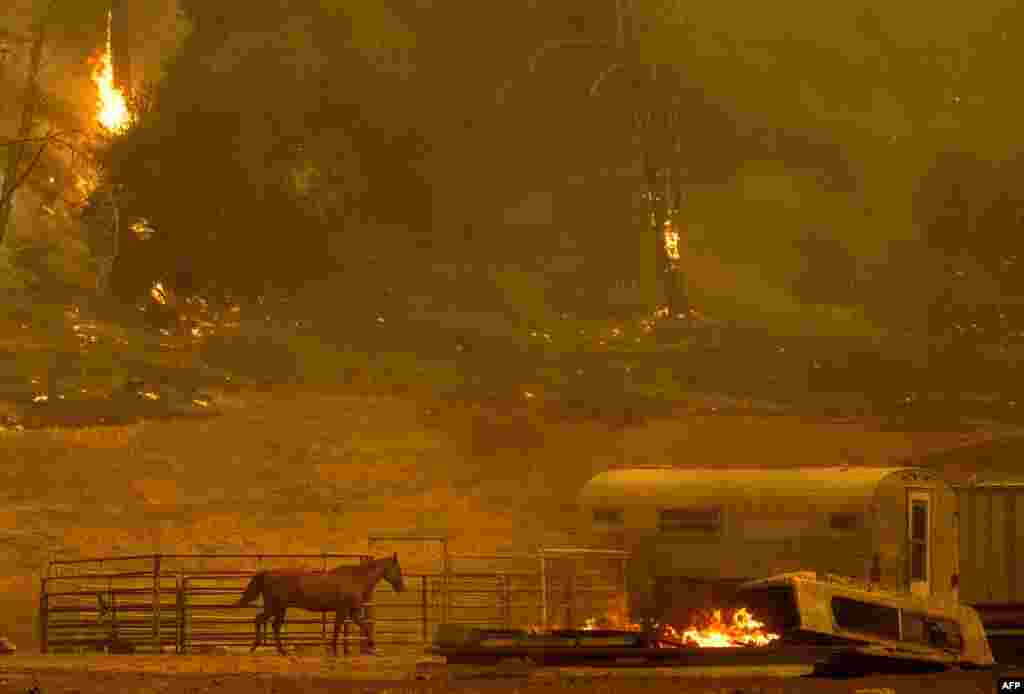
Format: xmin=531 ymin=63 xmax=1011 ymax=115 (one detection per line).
xmin=578 ymin=607 xmax=780 ymax=649
xmin=663 ymin=608 xmax=781 ymax=648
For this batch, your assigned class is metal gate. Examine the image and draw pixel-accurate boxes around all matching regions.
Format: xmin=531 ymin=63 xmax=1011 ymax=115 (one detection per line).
xmin=40 ymin=548 xmax=631 ymax=652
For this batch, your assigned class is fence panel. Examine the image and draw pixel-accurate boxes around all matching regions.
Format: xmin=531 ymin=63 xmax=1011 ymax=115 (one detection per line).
xmin=42 ymin=572 xmax=179 ymax=653
xmin=42 ymin=549 xmax=631 ymax=652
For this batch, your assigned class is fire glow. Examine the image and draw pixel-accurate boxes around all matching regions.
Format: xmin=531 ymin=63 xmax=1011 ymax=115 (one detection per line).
xmin=663 ymin=221 xmax=681 ymax=263
xmin=669 ymin=608 xmax=780 ymax=648
xmin=581 ymin=607 xmax=780 ymax=648
xmin=92 ymin=10 xmax=130 ymax=133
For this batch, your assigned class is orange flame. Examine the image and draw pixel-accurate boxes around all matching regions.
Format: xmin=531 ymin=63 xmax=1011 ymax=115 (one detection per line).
xmin=663 ymin=221 xmax=681 ymax=263
xmin=672 ymin=608 xmax=780 ymax=648
xmin=578 ymin=607 xmax=780 ymax=648
xmin=92 ymin=11 xmax=130 ymax=133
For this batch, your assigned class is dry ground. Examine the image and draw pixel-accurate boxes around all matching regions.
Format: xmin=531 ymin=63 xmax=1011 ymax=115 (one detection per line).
xmin=0 ymin=384 xmax=1008 ymax=655
xmin=0 ymin=654 xmax=1004 ymax=693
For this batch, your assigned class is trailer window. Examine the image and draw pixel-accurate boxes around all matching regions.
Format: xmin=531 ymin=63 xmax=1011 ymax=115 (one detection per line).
xmin=593 ymin=508 xmax=623 ymax=525
xmin=901 ymin=612 xmax=962 ymax=651
xmin=831 ymin=597 xmax=900 ymax=640
xmin=659 ymin=507 xmax=721 ymax=534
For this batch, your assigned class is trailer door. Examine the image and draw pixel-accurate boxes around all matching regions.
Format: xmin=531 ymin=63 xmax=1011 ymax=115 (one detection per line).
xmin=908 ymin=490 xmax=931 ymax=597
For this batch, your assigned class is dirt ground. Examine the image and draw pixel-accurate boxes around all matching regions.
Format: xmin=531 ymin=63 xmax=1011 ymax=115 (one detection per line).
xmin=0 ymin=653 xmax=1006 ymax=693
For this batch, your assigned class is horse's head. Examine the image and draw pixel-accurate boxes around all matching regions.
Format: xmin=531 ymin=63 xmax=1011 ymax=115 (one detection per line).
xmin=383 ymin=552 xmax=405 ymax=593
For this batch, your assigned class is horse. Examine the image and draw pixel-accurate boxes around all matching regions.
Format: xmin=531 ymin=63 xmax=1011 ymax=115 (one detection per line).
xmin=237 ymin=554 xmax=405 ymax=656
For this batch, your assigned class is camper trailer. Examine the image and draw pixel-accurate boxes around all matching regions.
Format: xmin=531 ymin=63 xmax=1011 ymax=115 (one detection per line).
xmin=576 ymin=466 xmax=960 ymax=627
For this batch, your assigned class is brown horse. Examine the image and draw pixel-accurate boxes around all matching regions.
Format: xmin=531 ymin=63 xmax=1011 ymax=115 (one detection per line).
xmin=237 ymin=554 xmax=405 ymax=655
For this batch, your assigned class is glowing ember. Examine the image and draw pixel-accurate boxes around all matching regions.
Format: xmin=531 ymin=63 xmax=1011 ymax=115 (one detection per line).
xmin=663 ymin=222 xmax=681 ymax=262
xmin=150 ymin=282 xmax=167 ymax=305
xmin=92 ymin=11 xmax=131 ymax=133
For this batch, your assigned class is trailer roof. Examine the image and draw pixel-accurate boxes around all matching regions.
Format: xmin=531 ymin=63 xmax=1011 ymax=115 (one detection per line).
xmin=578 ymin=466 xmax=938 ymax=509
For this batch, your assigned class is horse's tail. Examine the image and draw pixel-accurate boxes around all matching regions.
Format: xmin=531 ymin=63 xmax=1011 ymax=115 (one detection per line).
xmin=238 ymin=572 xmax=265 ymax=606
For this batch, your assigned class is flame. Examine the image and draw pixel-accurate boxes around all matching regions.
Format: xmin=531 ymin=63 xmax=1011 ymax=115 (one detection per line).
xmin=150 ymin=282 xmax=167 ymax=305
xmin=92 ymin=11 xmax=130 ymax=133
xmin=673 ymin=608 xmax=780 ymax=648
xmin=578 ymin=607 xmax=779 ymax=648
xmin=663 ymin=222 xmax=681 ymax=263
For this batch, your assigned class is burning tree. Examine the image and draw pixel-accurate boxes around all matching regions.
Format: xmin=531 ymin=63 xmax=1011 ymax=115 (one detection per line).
xmin=1 ymin=0 xmax=135 ymax=292
xmin=522 ymin=1 xmax=692 ymax=321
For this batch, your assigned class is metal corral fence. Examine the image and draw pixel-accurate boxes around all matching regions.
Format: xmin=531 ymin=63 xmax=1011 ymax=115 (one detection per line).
xmin=41 ymin=548 xmax=630 ymax=654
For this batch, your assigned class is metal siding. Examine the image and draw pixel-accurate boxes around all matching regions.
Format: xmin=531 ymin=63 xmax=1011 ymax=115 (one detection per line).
xmin=961 ymin=491 xmax=978 ymax=603
xmin=990 ymin=491 xmax=1009 ymax=603
xmin=1015 ymin=491 xmax=1024 ymax=603
xmin=977 ymin=491 xmax=991 ymax=602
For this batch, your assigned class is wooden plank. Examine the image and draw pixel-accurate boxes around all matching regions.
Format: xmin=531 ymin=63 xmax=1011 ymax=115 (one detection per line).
xmin=991 ymin=491 xmax=1009 ymax=603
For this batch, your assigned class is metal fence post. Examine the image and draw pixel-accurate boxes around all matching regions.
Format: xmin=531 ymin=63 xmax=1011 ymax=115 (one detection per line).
xmin=320 ymin=554 xmax=328 ymax=650
xmin=152 ymin=554 xmax=162 ymax=653
xmin=539 ymin=553 xmax=547 ymax=629
xmin=110 ymin=590 xmax=119 ymax=645
xmin=39 ymin=576 xmax=48 ymax=654
xmin=175 ymin=575 xmax=183 ymax=654
xmin=501 ymin=574 xmax=510 ymax=629
xmin=620 ymin=556 xmax=629 ymax=622
xmin=442 ymin=548 xmax=450 ymax=624
xmin=567 ymin=560 xmax=576 ymax=629
xmin=421 ymin=575 xmax=428 ymax=643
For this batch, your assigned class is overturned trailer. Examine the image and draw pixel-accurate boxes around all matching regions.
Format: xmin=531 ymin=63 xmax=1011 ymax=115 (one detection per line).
xmin=734 ymin=572 xmax=993 ymax=675
xmin=577 ymin=466 xmax=959 ymax=628
xmin=428 ymin=572 xmax=994 ymax=675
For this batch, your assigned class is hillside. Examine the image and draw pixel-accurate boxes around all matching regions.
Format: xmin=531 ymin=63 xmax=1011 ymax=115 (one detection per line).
xmin=0 ymin=375 xmax=1010 ymax=653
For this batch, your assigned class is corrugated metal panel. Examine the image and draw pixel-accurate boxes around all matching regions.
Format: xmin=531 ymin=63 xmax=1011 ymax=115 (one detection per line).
xmin=959 ymin=487 xmax=1024 ymax=605
xmin=1015 ymin=492 xmax=1023 ymax=604
xmin=976 ymin=490 xmax=990 ymax=602
xmin=990 ymin=491 xmax=1009 ymax=603
xmin=960 ymin=490 xmax=978 ymax=603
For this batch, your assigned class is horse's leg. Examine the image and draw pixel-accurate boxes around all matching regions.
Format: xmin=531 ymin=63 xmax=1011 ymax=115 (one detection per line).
xmin=250 ymin=610 xmax=267 ymax=653
xmin=352 ymin=608 xmax=375 ymax=655
xmin=272 ymin=607 xmax=287 ymax=656
xmin=331 ymin=610 xmax=342 ymax=657
xmin=343 ymin=610 xmax=350 ymax=656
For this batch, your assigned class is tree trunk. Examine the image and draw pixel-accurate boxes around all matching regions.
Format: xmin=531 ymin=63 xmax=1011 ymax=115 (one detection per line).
xmin=0 ymin=9 xmax=49 ymax=244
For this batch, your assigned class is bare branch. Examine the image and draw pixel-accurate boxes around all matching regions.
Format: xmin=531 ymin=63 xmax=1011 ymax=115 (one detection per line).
xmin=0 ymin=140 xmax=49 ymax=211
xmin=0 ymin=130 xmax=91 ymax=158
xmin=589 ymin=63 xmax=625 ymax=97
